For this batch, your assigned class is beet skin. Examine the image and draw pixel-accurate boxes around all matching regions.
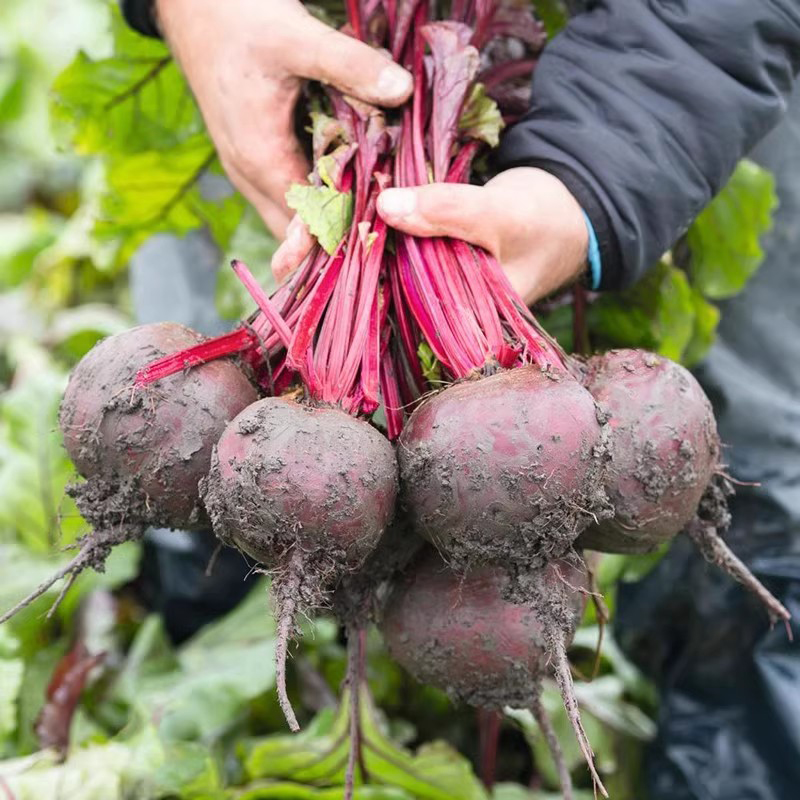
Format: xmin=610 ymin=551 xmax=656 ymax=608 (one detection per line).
xmin=202 ymin=395 xmax=398 ymax=579
xmin=577 ymin=349 xmax=720 ymax=553
xmin=59 ymin=322 xmax=258 ymax=530
xmin=398 ymin=367 xmax=610 ymax=569
xmin=381 ymin=548 xmax=586 ymax=709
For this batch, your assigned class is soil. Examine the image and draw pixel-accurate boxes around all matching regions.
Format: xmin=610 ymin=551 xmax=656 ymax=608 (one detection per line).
xmin=332 ymin=514 xmax=425 ymax=629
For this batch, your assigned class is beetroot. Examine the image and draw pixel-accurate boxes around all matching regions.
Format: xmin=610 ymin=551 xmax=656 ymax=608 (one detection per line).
xmin=577 ymin=349 xmax=718 ymax=553
xmin=1 ymin=322 xmax=258 ymax=626
xmin=398 ymin=367 xmax=610 ymax=570
xmin=202 ymin=395 xmax=398 ymax=729
xmin=577 ymin=349 xmax=790 ymax=626
xmin=61 ymin=322 xmax=258 ymax=529
xmin=381 ymin=547 xmax=606 ymax=798
xmin=203 ymin=396 xmax=397 ymax=568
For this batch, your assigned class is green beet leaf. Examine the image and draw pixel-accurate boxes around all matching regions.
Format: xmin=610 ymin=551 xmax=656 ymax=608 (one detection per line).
xmin=95 ymin=135 xmax=244 ymax=267
xmin=682 ymin=289 xmax=721 ymax=367
xmin=51 ymin=9 xmax=202 ymax=156
xmin=243 ymin=688 xmax=487 ymax=800
xmin=286 ymin=183 xmax=353 ymax=255
xmin=112 ymin=580 xmax=277 ymax=743
xmin=459 ymin=84 xmax=504 ymax=148
xmin=236 ymin=783 xmax=413 ymax=799
xmin=588 ymin=261 xmax=695 ymax=362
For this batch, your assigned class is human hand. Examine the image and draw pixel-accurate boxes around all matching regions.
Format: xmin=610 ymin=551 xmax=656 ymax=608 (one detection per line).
xmin=375 ymin=168 xmax=589 ymax=306
xmin=157 ymin=0 xmax=412 ymax=239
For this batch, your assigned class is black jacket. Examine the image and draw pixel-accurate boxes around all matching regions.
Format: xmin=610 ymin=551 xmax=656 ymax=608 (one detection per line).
xmin=123 ymin=0 xmax=800 ymax=289
xmin=496 ymin=1 xmax=800 ymax=289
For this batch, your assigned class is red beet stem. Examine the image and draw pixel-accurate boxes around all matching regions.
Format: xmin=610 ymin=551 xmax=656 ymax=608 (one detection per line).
xmin=134 ymin=328 xmax=257 ymax=387
xmin=231 ymin=260 xmax=293 ymax=348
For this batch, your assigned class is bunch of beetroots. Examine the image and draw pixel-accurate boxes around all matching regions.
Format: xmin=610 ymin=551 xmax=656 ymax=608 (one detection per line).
xmin=3 ymin=1 xmax=790 ymax=798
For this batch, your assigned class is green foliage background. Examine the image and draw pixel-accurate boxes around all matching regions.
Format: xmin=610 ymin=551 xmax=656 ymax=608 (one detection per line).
xmin=0 ymin=1 xmax=775 ymax=798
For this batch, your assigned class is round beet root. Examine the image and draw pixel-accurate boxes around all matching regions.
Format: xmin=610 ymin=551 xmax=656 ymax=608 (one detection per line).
xmin=1 ymin=323 xmax=258 ymax=628
xmin=203 ymin=396 xmax=398 ymax=571
xmin=577 ymin=349 xmax=720 ymax=554
xmin=381 ymin=550 xmax=585 ymax=708
xmin=398 ymin=367 xmax=610 ymax=570
xmin=60 ymin=322 xmax=258 ymax=530
xmin=202 ymin=395 xmax=398 ymax=731
xmin=381 ymin=547 xmax=606 ymax=797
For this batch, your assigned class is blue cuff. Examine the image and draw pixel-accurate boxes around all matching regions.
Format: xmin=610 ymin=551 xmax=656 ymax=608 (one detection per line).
xmin=581 ymin=210 xmax=602 ymax=290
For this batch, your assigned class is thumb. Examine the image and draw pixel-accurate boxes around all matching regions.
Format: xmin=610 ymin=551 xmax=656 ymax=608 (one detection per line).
xmin=289 ymin=17 xmax=412 ymax=107
xmin=377 ymin=184 xmax=498 ymax=251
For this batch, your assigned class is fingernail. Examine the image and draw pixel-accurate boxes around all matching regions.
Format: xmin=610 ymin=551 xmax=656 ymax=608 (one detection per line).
xmin=379 ymin=188 xmax=416 ymax=218
xmin=377 ymin=64 xmax=413 ymax=102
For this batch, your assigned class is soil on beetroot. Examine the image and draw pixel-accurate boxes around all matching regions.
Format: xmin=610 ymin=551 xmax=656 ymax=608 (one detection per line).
xmin=398 ymin=367 xmax=612 ymax=572
xmin=332 ymin=514 xmax=425 ymax=629
xmin=577 ymin=349 xmax=720 ymax=554
xmin=59 ymin=322 xmax=258 ymax=531
xmin=201 ymin=395 xmax=399 ymax=600
xmin=381 ymin=547 xmax=587 ymax=710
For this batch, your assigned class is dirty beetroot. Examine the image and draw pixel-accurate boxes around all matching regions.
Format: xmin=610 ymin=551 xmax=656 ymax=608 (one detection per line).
xmin=0 ymin=322 xmax=257 ymax=625
xmin=399 ymin=366 xmax=612 ymax=572
xmin=575 ymin=349 xmax=790 ymax=626
xmin=202 ymin=395 xmax=398 ymax=730
xmin=381 ymin=547 xmax=605 ymax=799
xmin=577 ymin=348 xmax=719 ymax=553
xmin=2 ymin=0 xmax=793 ymax=797
xmin=61 ymin=322 xmax=258 ymax=531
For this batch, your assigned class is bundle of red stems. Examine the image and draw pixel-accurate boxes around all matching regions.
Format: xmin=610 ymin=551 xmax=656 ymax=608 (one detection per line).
xmin=135 ymin=0 xmax=562 ymax=439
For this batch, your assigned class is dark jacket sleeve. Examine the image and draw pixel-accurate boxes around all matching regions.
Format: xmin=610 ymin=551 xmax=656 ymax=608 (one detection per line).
xmin=121 ymin=0 xmax=160 ymax=38
xmin=496 ymin=1 xmax=800 ymax=290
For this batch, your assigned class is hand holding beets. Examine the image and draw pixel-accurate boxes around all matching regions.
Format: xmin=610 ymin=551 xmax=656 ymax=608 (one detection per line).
xmin=156 ymin=0 xmax=412 ymax=239
xmin=376 ymin=167 xmax=590 ymax=306
xmin=4 ymin=2 xmax=791 ymax=798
